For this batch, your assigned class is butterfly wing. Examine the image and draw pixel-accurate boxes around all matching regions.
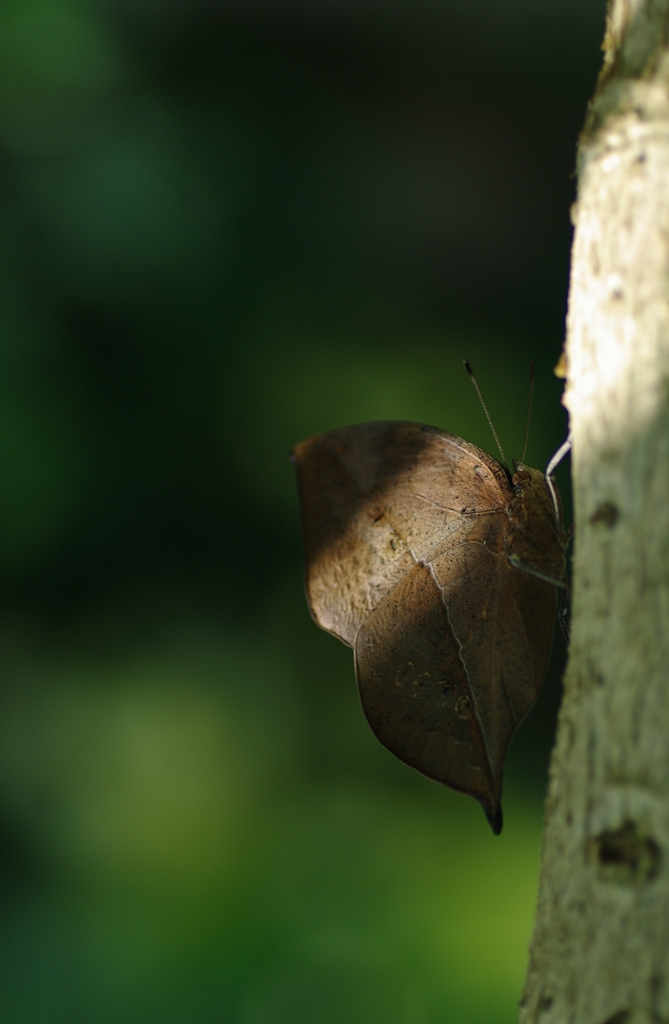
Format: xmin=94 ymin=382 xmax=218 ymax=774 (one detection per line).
xmin=291 ymin=421 xmax=511 ymax=646
xmin=292 ymin=420 xmax=557 ymax=831
xmin=355 ymin=520 xmax=557 ymax=832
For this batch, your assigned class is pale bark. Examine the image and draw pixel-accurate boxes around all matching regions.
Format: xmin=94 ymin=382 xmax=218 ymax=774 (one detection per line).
xmin=519 ymin=2 xmax=669 ymax=1023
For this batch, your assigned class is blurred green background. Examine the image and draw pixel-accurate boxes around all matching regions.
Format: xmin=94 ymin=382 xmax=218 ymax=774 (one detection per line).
xmin=0 ymin=1 xmax=601 ymax=1021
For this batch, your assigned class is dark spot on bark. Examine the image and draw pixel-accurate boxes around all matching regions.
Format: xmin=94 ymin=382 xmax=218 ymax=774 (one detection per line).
xmin=590 ymin=501 xmax=619 ymax=528
xmin=589 ymin=820 xmax=660 ymax=885
xmin=455 ymin=695 xmax=471 ymax=719
xmin=539 ymin=994 xmax=553 ymax=1012
xmin=566 ymin=812 xmax=573 ymax=826
xmin=611 ymin=287 xmax=624 ymax=301
xmin=636 ymin=151 xmax=646 ymax=163
xmin=601 ymin=446 xmax=619 ymax=464
xmin=601 ymin=1012 xmax=629 ymax=1024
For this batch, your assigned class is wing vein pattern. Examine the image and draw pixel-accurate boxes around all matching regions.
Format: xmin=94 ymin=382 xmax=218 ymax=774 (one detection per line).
xmin=292 ymin=420 xmax=560 ymax=832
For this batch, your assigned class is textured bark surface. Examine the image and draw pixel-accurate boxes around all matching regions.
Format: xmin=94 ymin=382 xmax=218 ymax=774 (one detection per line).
xmin=519 ymin=2 xmax=669 ymax=1022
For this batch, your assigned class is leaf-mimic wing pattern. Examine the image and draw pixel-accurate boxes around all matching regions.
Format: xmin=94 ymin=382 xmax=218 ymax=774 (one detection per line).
xmin=292 ymin=422 xmax=510 ymax=645
xmin=292 ymin=420 xmax=565 ymax=832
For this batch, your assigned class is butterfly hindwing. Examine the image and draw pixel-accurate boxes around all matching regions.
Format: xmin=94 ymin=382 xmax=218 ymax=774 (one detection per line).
xmin=354 ymin=556 xmax=499 ymax=823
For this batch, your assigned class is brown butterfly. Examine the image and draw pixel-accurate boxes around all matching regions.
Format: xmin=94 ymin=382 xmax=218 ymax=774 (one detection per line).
xmin=291 ymin=414 xmax=568 ymax=833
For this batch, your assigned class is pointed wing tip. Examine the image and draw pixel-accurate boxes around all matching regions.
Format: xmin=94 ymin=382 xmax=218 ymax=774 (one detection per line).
xmin=484 ymin=801 xmax=503 ymax=835
xmin=290 ymin=436 xmax=311 ymax=464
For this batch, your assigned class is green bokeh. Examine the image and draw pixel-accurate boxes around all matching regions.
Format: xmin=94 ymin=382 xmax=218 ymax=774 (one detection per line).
xmin=0 ymin=1 xmax=601 ymax=1021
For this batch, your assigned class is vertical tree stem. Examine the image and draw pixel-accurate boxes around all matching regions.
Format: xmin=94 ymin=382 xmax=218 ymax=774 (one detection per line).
xmin=520 ymin=2 xmax=669 ymax=1022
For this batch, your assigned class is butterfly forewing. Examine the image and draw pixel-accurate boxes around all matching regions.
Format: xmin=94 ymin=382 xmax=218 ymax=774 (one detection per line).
xmin=292 ymin=420 xmax=563 ymax=832
xmin=292 ymin=422 xmax=510 ymax=646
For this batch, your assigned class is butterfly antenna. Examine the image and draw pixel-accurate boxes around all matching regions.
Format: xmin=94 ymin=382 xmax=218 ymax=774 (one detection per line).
xmin=463 ymin=359 xmax=509 ymax=471
xmin=545 ymin=433 xmax=571 ymax=478
xmin=545 ymin=432 xmax=572 ymax=524
xmin=521 ymin=362 xmax=535 ymax=463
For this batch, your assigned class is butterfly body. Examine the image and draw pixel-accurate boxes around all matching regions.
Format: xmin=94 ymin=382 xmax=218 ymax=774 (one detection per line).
xmin=292 ymin=421 xmax=567 ymax=833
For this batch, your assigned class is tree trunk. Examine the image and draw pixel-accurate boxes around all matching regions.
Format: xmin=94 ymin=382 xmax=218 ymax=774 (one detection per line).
xmin=519 ymin=2 xmax=669 ymax=1022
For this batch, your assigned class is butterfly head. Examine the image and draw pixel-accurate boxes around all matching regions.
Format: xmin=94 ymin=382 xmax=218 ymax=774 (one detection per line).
xmin=506 ymin=461 xmax=567 ymax=588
